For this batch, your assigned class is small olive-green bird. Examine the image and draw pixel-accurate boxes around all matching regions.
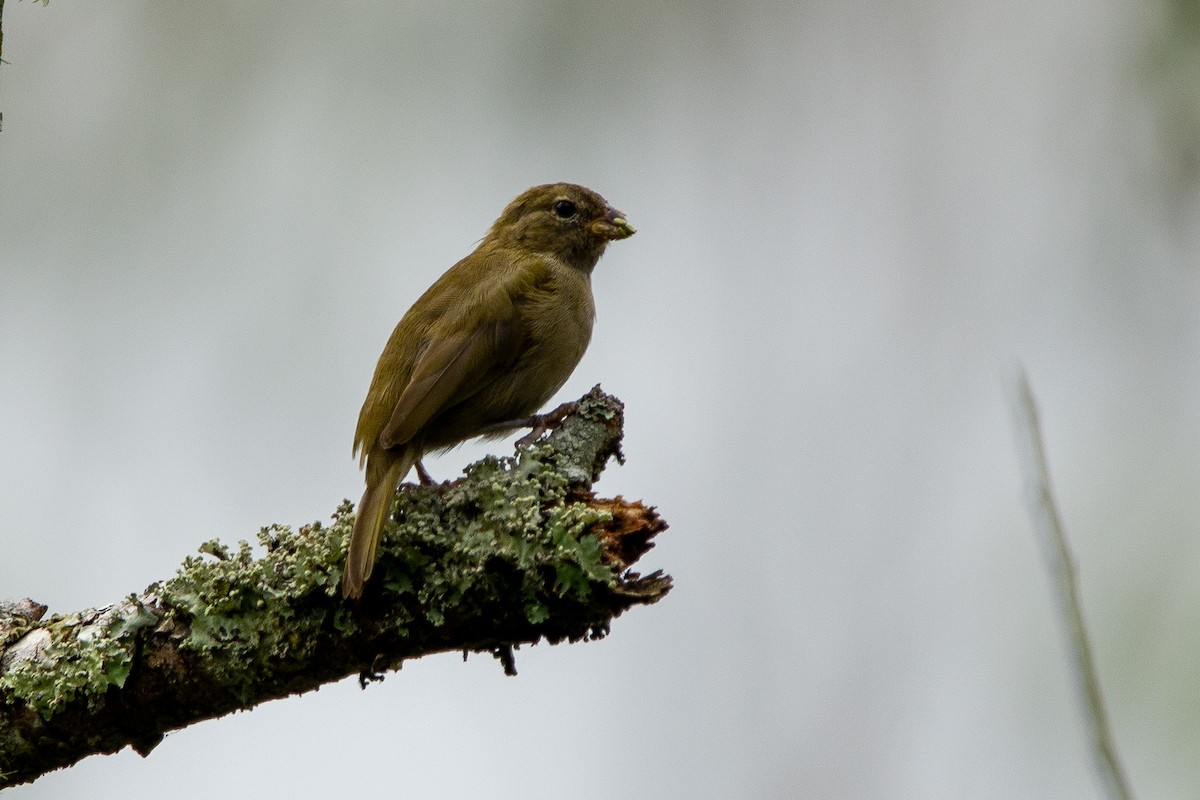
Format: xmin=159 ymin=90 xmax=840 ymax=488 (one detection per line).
xmin=342 ymin=183 xmax=635 ymax=598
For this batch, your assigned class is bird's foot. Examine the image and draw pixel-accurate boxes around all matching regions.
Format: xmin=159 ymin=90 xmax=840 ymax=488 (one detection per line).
xmin=515 ymin=401 xmax=579 ymax=447
xmin=478 ymin=401 xmax=580 ymax=447
xmin=414 ymin=459 xmax=435 ymax=486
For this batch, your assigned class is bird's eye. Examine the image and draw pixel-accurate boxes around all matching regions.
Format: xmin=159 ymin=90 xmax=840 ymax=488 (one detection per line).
xmin=552 ymin=199 xmax=578 ymax=219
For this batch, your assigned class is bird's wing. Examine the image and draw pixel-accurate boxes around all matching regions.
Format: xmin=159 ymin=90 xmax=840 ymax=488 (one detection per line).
xmin=377 ymin=284 xmax=525 ymax=449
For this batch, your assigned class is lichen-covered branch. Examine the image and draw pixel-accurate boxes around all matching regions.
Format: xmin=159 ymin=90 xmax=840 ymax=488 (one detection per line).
xmin=0 ymin=387 xmax=669 ymax=788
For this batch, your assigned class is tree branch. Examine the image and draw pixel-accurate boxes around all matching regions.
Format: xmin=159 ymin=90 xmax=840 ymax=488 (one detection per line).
xmin=0 ymin=387 xmax=670 ymax=788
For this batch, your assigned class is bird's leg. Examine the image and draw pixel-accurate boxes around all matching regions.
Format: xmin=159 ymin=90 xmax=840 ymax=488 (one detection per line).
xmin=413 ymin=459 xmax=435 ymax=486
xmin=480 ymin=401 xmax=580 ymax=447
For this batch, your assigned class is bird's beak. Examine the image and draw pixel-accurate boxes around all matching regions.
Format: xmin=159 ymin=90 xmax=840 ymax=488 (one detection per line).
xmin=590 ymin=206 xmax=636 ymax=240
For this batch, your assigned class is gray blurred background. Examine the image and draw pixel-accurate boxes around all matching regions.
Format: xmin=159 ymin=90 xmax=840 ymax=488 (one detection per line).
xmin=2 ymin=1 xmax=1198 ymax=798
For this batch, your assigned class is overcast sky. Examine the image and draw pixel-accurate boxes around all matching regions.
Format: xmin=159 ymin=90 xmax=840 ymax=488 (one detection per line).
xmin=2 ymin=2 xmax=1199 ymax=798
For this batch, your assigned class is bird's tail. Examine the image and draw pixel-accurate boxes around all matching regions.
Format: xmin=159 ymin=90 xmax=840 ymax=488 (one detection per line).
xmin=342 ymin=450 xmax=415 ymax=599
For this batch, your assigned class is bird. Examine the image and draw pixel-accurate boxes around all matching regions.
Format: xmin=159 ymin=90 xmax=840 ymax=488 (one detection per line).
xmin=342 ymin=183 xmax=635 ymax=599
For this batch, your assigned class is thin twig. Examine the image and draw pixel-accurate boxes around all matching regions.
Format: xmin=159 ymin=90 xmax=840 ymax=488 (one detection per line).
xmin=1010 ymin=367 xmax=1134 ymax=800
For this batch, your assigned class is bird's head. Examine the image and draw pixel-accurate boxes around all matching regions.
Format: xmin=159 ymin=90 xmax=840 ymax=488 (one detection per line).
xmin=487 ymin=183 xmax=635 ymax=271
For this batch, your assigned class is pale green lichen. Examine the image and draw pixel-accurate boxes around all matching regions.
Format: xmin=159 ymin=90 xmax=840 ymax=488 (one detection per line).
xmin=0 ymin=598 xmax=156 ymax=720
xmin=147 ymin=431 xmax=617 ymax=699
xmin=373 ymin=450 xmax=614 ymax=630
xmin=0 ymin=391 xmax=624 ymax=719
xmin=156 ymin=506 xmax=354 ymax=701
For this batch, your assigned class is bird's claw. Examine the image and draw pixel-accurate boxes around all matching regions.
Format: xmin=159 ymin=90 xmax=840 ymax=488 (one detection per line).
xmin=515 ymin=401 xmax=579 ymax=447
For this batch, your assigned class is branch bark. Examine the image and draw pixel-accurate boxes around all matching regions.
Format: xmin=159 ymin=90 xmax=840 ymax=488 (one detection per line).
xmin=0 ymin=387 xmax=670 ymax=788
